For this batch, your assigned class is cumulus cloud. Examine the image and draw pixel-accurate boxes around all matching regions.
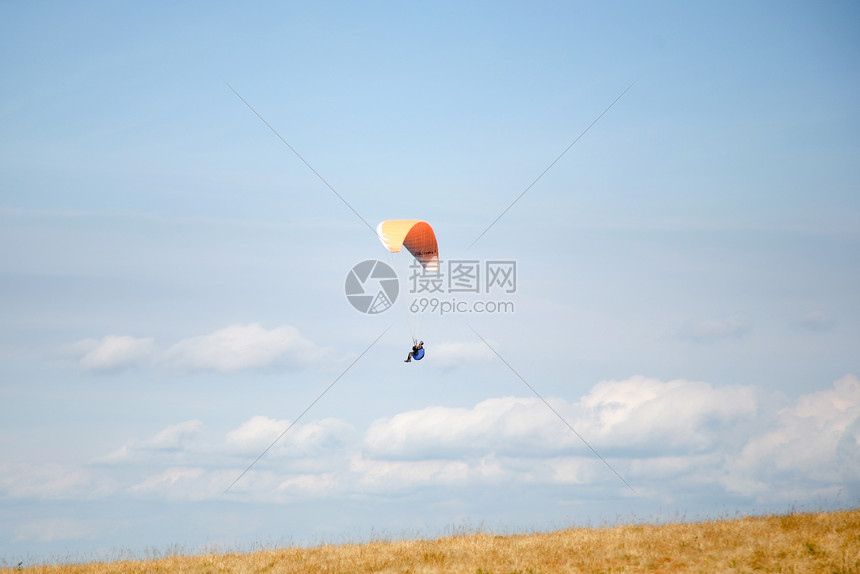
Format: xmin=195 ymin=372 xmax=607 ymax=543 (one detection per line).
xmin=129 ymin=467 xmax=206 ymax=496
xmin=97 ymin=420 xmax=206 ymax=466
xmin=225 ymin=415 xmax=288 ymax=452
xmin=277 ymin=473 xmax=341 ymax=496
xmin=576 ymin=376 xmax=759 ymax=453
xmin=683 ymin=314 xmax=751 ymax=342
xmin=0 ymin=463 xmax=116 ymax=500
xmin=226 ymin=415 xmax=355 ymax=457
xmin=725 ymin=374 xmax=860 ymax=500
xmin=6 ymin=375 xmax=857 ymax=510
xmin=349 ymin=453 xmax=595 ymax=493
xmin=97 ymin=416 xmax=355 ymax=478
xmin=351 ymin=457 xmax=473 ymax=492
xmin=163 ymin=323 xmax=330 ymax=372
xmin=364 ymin=376 xmax=758 ymax=460
xmin=69 ymin=323 xmax=331 ymax=373
xmin=146 ymin=420 xmax=204 ymax=451
xmin=364 ymin=398 xmax=568 ymax=460
xmin=71 ymin=335 xmax=156 ymax=372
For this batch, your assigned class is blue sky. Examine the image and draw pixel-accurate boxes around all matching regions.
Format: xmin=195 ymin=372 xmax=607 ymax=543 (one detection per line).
xmin=2 ymin=0 xmax=859 ymax=564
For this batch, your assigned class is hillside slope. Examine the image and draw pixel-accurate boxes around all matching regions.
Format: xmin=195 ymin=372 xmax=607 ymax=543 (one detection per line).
xmin=7 ymin=509 xmax=859 ymax=573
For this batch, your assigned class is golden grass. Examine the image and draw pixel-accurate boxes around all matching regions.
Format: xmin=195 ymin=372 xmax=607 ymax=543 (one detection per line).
xmin=7 ymin=508 xmax=859 ymax=573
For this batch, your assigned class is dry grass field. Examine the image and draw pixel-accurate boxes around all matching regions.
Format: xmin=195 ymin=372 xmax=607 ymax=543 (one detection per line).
xmin=5 ymin=508 xmax=859 ymax=573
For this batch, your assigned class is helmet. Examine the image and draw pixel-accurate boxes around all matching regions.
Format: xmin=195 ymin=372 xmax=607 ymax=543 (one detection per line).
xmin=419 ymin=341 xmax=424 ymax=345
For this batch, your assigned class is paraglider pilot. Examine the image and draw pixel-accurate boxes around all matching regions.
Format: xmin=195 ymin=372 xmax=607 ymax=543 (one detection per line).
xmin=405 ymin=340 xmax=424 ymax=363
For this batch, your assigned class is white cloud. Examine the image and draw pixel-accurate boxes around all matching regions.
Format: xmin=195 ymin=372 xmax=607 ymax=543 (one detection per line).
xmin=726 ymin=374 xmax=860 ymax=500
xmin=351 ymin=456 xmax=473 ymax=492
xmin=129 ymin=467 xmax=207 ymax=497
xmin=7 ymin=375 xmax=857 ymax=512
xmin=68 ymin=324 xmax=331 ymax=374
xmin=96 ymin=420 xmax=206 ymax=467
xmin=576 ymin=376 xmax=758 ymax=452
xmin=364 ymin=397 xmax=566 ymax=460
xmin=277 ymin=473 xmax=341 ymax=496
xmin=225 ymin=415 xmax=355 ymax=457
xmin=0 ymin=463 xmax=116 ymax=500
xmin=349 ymin=453 xmax=601 ymax=492
xmin=225 ymin=415 xmax=287 ymax=452
xmin=364 ymin=376 xmax=758 ymax=460
xmin=146 ymin=420 xmax=204 ymax=450
xmin=162 ymin=323 xmax=330 ymax=372
xmin=73 ymin=335 xmax=155 ymax=372
xmin=101 ymin=415 xmax=349 ymax=467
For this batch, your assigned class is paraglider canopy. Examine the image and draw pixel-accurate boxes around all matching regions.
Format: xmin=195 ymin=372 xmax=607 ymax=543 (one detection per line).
xmin=378 ymin=221 xmax=438 ymax=353
xmin=376 ymin=220 xmax=439 ymax=272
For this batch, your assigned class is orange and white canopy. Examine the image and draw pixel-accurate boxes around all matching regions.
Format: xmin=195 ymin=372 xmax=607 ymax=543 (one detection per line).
xmin=376 ymin=219 xmax=439 ymax=272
